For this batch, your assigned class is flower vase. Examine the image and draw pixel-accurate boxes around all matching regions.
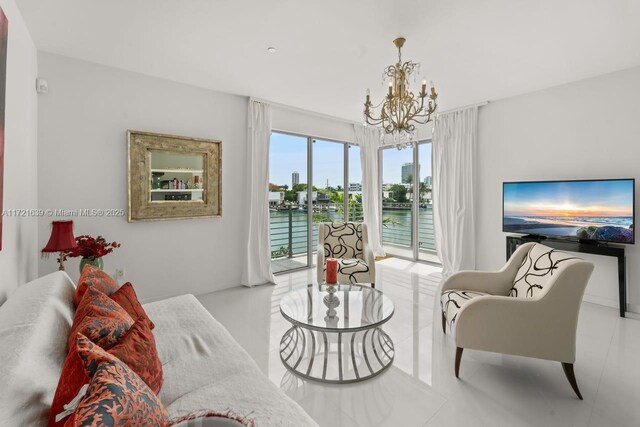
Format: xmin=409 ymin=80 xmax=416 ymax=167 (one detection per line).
xmin=79 ymin=256 xmax=104 ymax=273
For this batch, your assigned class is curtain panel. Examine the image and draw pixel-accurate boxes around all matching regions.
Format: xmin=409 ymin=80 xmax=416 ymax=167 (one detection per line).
xmin=432 ymin=107 xmax=478 ymax=276
xmin=355 ymin=125 xmax=385 ymax=257
xmin=242 ymin=100 xmax=276 ymax=287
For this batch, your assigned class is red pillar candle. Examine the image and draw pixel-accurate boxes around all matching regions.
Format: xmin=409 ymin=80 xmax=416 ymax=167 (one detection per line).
xmin=326 ymin=258 xmax=338 ymax=285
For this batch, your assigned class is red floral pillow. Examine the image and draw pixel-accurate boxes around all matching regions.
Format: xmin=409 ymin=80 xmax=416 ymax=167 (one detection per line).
xmin=73 ymin=265 xmax=119 ymax=307
xmin=69 ymin=316 xmax=133 ymax=354
xmin=49 ymin=320 xmax=163 ymax=426
xmin=61 ymin=334 xmax=168 ymax=427
xmin=108 ymin=318 xmax=163 ymax=394
xmin=72 ymin=287 xmax=128 ymax=326
xmin=110 ymin=282 xmax=155 ymax=329
xmin=68 ymin=288 xmax=134 ymax=351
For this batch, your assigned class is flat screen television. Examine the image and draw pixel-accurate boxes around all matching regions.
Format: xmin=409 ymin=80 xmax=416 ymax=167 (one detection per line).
xmin=503 ymin=179 xmax=635 ymax=244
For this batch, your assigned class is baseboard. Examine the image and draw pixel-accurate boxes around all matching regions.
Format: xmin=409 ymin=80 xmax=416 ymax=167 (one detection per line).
xmin=626 ymin=302 xmax=640 ymax=314
xmin=583 ymin=294 xmax=640 ymax=314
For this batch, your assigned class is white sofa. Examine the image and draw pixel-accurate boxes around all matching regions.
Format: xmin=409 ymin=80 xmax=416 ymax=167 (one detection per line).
xmin=0 ymin=272 xmax=317 ymax=426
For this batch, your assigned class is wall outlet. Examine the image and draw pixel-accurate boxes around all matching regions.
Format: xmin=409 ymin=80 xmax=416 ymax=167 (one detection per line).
xmin=115 ymin=268 xmax=125 ymax=280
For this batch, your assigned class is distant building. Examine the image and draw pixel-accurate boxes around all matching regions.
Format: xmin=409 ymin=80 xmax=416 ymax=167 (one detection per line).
xmin=401 ymin=163 xmax=421 ymax=183
xmin=297 ymin=191 xmax=317 ymax=204
xmin=349 ymin=182 xmax=362 ymax=191
xmin=268 ymin=191 xmax=284 ymax=207
xmin=424 ymin=176 xmax=432 ymax=186
xmin=292 ymin=171 xmax=299 ymax=188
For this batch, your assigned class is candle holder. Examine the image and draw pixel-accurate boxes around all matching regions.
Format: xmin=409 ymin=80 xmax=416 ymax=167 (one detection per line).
xmin=323 ymin=284 xmax=340 ymax=323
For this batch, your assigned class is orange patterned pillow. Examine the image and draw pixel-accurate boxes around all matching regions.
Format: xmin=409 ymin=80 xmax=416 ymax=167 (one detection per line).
xmin=68 ymin=288 xmax=134 ymax=351
xmin=49 ymin=320 xmax=163 ymax=427
xmin=62 ymin=334 xmax=168 ymax=427
xmin=73 ymin=264 xmax=119 ymax=307
xmin=110 ymin=282 xmax=155 ymax=329
xmin=108 ymin=318 xmax=163 ymax=394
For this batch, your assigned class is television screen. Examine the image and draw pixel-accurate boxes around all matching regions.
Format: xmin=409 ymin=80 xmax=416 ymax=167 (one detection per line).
xmin=503 ymin=179 xmax=635 ymax=244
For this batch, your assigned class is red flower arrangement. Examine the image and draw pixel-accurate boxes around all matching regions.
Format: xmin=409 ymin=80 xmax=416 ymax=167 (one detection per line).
xmin=66 ymin=235 xmax=121 ymax=261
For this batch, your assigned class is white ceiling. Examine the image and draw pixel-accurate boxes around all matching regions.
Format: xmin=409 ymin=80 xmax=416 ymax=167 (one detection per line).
xmin=16 ymin=0 xmax=640 ymax=122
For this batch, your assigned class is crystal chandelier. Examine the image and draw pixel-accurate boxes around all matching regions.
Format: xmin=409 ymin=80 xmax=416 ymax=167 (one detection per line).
xmin=364 ymin=37 xmax=438 ymax=149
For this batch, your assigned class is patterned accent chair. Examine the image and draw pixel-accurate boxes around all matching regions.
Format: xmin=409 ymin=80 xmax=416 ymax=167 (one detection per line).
xmin=317 ymin=222 xmax=376 ymax=286
xmin=439 ymin=242 xmax=594 ymax=399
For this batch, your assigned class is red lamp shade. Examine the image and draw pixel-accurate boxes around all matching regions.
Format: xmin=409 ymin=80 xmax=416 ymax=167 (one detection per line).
xmin=42 ymin=220 xmax=78 ymax=253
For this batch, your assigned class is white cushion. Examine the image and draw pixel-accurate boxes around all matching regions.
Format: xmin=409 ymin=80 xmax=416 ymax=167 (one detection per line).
xmin=143 ymin=295 xmax=317 ymax=427
xmin=511 ymin=244 xmax=581 ymax=298
xmin=440 ymin=289 xmax=489 ymax=334
xmin=0 ymin=272 xmax=75 ymax=426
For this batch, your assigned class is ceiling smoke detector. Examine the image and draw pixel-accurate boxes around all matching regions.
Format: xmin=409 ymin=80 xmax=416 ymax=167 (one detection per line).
xmin=267 ymin=47 xmax=277 ymax=53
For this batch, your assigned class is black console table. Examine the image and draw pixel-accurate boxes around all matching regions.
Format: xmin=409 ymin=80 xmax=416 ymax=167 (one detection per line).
xmin=506 ymin=235 xmax=627 ymax=318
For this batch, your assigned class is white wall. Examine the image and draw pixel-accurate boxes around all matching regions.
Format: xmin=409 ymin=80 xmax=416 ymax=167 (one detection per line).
xmin=37 ymin=52 xmax=248 ymax=302
xmin=0 ymin=0 xmax=38 ymax=304
xmin=477 ymin=66 xmax=640 ymax=312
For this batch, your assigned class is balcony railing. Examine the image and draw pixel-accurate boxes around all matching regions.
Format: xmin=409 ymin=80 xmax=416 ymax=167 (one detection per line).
xmin=269 ymin=202 xmax=435 ymax=261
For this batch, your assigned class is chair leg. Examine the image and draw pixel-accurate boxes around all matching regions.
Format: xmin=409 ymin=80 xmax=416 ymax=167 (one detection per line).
xmin=441 ymin=312 xmax=446 ymax=334
xmin=561 ymin=362 xmax=583 ymax=400
xmin=455 ymin=347 xmax=464 ymax=378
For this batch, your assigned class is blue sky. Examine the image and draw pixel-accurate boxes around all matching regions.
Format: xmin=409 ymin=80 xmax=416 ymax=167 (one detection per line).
xmin=269 ymin=132 xmax=432 ymax=188
xmin=504 ymin=180 xmax=634 ymax=217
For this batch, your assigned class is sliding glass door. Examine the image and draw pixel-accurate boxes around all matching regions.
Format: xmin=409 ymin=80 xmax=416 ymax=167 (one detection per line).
xmin=380 ymin=141 xmax=439 ymax=262
xmin=417 ymin=142 xmax=438 ymax=262
xmin=269 ymin=132 xmax=358 ymax=274
xmin=381 ymin=148 xmax=414 ymax=258
xmin=312 ymin=139 xmax=345 ymax=256
xmin=269 ymin=133 xmax=310 ymax=274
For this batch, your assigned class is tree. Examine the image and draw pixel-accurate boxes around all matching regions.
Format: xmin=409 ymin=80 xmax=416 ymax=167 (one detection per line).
xmin=269 ymin=183 xmax=283 ymax=191
xmin=403 ymin=174 xmax=413 ymax=184
xmin=389 ymin=184 xmax=408 ymax=203
xmin=331 ymin=191 xmax=344 ymax=204
xmin=284 ymin=190 xmax=297 ymax=202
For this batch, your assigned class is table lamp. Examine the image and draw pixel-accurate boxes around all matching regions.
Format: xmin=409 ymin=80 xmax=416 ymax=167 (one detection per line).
xmin=42 ymin=220 xmax=78 ymax=271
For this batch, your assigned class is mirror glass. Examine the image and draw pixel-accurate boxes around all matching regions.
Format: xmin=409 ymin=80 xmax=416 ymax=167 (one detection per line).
xmin=149 ymin=151 xmax=205 ymax=203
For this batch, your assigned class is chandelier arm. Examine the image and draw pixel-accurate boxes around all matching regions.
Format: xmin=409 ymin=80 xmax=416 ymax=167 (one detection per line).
xmin=364 ymin=116 xmax=386 ymax=127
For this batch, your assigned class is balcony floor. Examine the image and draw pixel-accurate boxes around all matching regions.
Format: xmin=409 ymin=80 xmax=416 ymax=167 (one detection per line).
xmin=272 ymin=254 xmax=310 ymax=274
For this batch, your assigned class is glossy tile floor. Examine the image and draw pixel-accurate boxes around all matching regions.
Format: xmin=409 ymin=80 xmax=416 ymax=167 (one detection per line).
xmin=197 ymin=258 xmax=640 ymax=427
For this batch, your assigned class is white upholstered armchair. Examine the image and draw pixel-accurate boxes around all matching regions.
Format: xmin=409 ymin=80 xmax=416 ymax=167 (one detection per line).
xmin=317 ymin=222 xmax=376 ymax=286
xmin=440 ymin=242 xmax=594 ymax=399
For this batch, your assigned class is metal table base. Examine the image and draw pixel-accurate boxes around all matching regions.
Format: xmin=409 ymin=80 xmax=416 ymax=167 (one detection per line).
xmin=279 ymin=325 xmax=395 ymax=384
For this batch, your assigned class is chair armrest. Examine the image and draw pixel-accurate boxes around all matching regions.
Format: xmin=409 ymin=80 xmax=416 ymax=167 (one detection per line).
xmin=442 ymin=270 xmax=515 ymax=295
xmin=317 ymin=242 xmax=325 ymax=284
xmin=363 ymin=244 xmax=375 ymax=267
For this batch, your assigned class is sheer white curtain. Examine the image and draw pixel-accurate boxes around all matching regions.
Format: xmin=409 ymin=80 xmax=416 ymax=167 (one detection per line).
xmin=242 ymin=100 xmax=276 ymax=287
xmin=432 ymin=107 xmax=478 ymax=276
xmin=355 ymin=125 xmax=385 ymax=257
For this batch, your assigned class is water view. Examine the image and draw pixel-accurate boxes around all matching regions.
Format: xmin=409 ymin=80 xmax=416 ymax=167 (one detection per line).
xmin=270 ymin=204 xmax=435 ymax=259
xmin=268 ymin=132 xmax=436 ymax=272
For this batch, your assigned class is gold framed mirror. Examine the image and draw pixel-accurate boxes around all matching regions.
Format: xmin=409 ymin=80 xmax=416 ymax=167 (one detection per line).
xmin=127 ymin=130 xmax=221 ymax=222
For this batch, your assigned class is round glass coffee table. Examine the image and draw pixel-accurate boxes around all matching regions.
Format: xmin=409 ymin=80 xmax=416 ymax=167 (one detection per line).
xmin=279 ymin=283 xmax=395 ymax=384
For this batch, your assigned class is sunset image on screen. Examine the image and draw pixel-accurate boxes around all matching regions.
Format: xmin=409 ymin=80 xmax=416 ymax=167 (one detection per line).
xmin=503 ymin=180 xmax=634 ymax=243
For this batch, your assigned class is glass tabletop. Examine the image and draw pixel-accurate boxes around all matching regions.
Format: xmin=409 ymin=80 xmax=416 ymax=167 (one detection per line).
xmin=279 ymin=284 xmax=395 ymax=332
